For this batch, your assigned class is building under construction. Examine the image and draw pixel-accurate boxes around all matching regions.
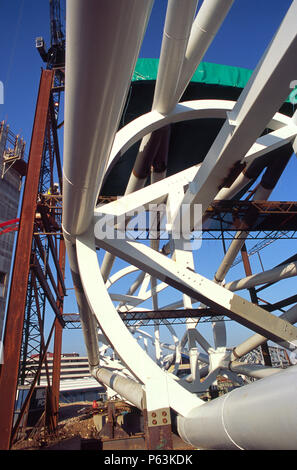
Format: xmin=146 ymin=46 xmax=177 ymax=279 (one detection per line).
xmin=1 ymin=0 xmax=297 ymax=452
xmin=0 ymin=123 xmax=25 ymax=336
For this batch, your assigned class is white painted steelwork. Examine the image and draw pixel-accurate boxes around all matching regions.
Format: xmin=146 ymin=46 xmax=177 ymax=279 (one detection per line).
xmin=177 ymin=365 xmax=297 ymax=450
xmin=63 ymin=0 xmax=297 ymax=449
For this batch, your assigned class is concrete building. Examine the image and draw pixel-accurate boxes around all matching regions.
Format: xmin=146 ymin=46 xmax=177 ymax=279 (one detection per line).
xmin=0 ymin=121 xmax=26 ymax=337
xmin=25 ymin=355 xmax=107 ymax=404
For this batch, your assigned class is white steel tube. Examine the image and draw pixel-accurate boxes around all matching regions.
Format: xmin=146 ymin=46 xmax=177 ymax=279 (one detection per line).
xmin=62 ymin=0 xmax=154 ymax=238
xmin=125 ymin=0 xmax=197 ymax=195
xmin=175 ymin=0 xmax=234 ymax=103
xmin=225 ymin=261 xmax=297 ymax=292
xmin=177 ymin=0 xmax=297 ymax=231
xmin=177 ymin=365 xmax=297 ymax=449
xmin=126 ymin=0 xmax=233 ymax=194
xmin=214 ymin=185 xmax=272 ymax=284
xmin=232 ymin=303 xmax=297 ymax=360
xmin=64 ymin=236 xmax=100 ymax=369
xmin=62 ymin=0 xmax=154 ymax=398
xmin=210 ymin=185 xmax=272 ymax=348
xmin=229 ymin=361 xmax=283 ymax=379
xmin=92 ymin=367 xmax=144 ymax=410
xmin=152 ymin=0 xmax=198 ymax=115
xmin=215 ymin=172 xmax=251 ymax=200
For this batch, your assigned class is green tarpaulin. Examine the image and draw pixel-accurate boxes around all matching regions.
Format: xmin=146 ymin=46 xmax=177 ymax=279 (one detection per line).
xmin=133 ymin=59 xmax=253 ymax=89
xmin=133 ymin=59 xmax=295 ymax=103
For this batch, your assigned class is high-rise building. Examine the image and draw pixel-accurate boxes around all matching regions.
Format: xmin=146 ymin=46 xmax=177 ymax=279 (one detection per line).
xmin=0 ymin=121 xmax=26 ymax=337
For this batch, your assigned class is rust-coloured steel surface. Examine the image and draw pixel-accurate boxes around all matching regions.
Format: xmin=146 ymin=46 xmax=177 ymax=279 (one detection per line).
xmin=0 ymin=70 xmax=54 ymax=450
xmin=241 ymin=244 xmax=272 ymax=367
xmin=51 ymin=238 xmax=66 ymax=429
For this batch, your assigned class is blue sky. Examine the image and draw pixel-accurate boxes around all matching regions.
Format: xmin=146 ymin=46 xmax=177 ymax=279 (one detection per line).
xmin=0 ymin=0 xmax=293 ymax=143
xmin=0 ymin=0 xmax=296 ymax=355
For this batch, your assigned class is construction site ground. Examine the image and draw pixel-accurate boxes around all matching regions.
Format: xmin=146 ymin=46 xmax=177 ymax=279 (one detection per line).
xmin=11 ymin=402 xmax=197 ymax=451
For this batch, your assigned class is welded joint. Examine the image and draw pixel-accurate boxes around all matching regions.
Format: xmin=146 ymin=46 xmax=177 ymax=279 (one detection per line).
xmin=208 ymin=347 xmax=230 ymax=372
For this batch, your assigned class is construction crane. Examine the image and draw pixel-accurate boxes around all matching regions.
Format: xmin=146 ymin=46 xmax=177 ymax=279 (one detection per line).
xmin=35 ymin=0 xmax=65 ymax=68
xmin=35 ymin=0 xmax=65 ymax=190
xmin=17 ymin=0 xmax=65 ymax=387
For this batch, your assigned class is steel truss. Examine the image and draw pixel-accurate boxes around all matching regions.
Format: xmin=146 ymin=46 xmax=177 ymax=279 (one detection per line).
xmin=19 ymin=67 xmax=65 ymax=388
xmin=1 ymin=0 xmax=297 ymax=452
xmin=0 ymin=69 xmax=66 ymax=449
xmin=60 ymin=0 xmax=297 ymax=450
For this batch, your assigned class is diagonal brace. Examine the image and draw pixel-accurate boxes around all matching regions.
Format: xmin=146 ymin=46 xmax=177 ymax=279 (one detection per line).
xmin=96 ymin=234 xmax=297 ymax=351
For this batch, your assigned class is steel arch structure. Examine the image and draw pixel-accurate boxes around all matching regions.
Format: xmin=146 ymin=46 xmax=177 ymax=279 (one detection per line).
xmin=62 ymin=0 xmax=297 ymax=449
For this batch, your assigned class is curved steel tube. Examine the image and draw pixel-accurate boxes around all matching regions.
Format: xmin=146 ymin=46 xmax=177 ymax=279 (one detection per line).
xmin=62 ymin=0 xmax=297 ymax=450
xmin=177 ymin=365 xmax=297 ymax=449
xmin=63 ymin=0 xmax=155 ymax=403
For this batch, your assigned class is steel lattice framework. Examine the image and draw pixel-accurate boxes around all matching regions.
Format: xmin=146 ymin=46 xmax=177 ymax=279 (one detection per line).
xmin=60 ymin=0 xmax=297 ymax=450
xmin=2 ymin=0 xmax=297 ymax=451
xmin=0 ymin=1 xmax=66 ymax=449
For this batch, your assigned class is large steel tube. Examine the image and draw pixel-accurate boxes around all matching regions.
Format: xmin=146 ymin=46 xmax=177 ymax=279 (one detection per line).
xmin=210 ymin=184 xmax=272 ymax=349
xmin=177 ymin=365 xmax=297 ymax=449
xmin=92 ymin=367 xmax=144 ymax=410
xmin=126 ymin=0 xmax=234 ymax=195
xmin=175 ymin=0 xmax=234 ymax=103
xmin=215 ymin=172 xmax=251 ymax=201
xmin=232 ymin=303 xmax=297 ymax=360
xmin=151 ymin=125 xmax=171 ymax=184
xmin=125 ymin=0 xmax=197 ymax=195
xmin=64 ymin=236 xmax=100 ymax=369
xmin=214 ymin=147 xmax=292 ymax=284
xmin=229 ymin=361 xmax=283 ymax=379
xmin=62 ymin=0 xmax=154 ymax=238
xmin=214 ymin=188 xmax=272 ymax=284
xmin=62 ymin=0 xmax=154 ymax=400
xmin=216 ymin=137 xmax=293 ymax=202
xmin=61 ymin=0 xmax=297 ymax=451
xmin=225 ymin=261 xmax=297 ymax=292
xmin=125 ymin=127 xmax=169 ymax=195
xmin=152 ymin=0 xmax=198 ymax=115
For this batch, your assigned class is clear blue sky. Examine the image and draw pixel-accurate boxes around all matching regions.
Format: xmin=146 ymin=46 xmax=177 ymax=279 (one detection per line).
xmin=0 ymin=0 xmax=296 ymax=355
xmin=0 ymin=0 xmax=293 ymax=143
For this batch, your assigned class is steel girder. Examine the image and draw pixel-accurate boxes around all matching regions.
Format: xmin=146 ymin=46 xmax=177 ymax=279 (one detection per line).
xmin=62 ymin=0 xmax=297 ymax=450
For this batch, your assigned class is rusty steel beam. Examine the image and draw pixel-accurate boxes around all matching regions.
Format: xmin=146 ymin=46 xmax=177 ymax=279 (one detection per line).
xmin=143 ymin=408 xmax=173 ymax=450
xmin=10 ymin=320 xmax=56 ymax=446
xmin=49 ymin=95 xmax=63 ymax=192
xmin=241 ymin=244 xmax=272 ymax=367
xmin=39 ymin=206 xmax=66 ymax=295
xmin=262 ymin=294 xmax=297 ymax=312
xmin=31 ymin=273 xmax=53 ymax=388
xmin=31 ymin=254 xmax=64 ymax=327
xmin=33 ymin=234 xmax=62 ymax=302
xmin=255 ymin=252 xmax=297 ymax=294
xmin=51 ymin=237 xmax=66 ymax=429
xmin=120 ymin=308 xmax=213 ymax=321
xmin=240 ymin=244 xmax=259 ymax=304
xmin=208 ymin=200 xmax=297 ymax=232
xmin=0 ymin=70 xmax=54 ymax=450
